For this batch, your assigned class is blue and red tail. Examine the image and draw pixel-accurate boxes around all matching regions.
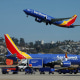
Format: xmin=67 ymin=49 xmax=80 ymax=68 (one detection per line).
xmin=4 ymin=34 xmax=32 ymax=59
xmin=66 ymin=14 xmax=77 ymax=26
xmin=59 ymin=14 xmax=77 ymax=27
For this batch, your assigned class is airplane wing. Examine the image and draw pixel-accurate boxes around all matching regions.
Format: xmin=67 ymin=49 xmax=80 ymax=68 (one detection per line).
xmin=51 ymin=17 xmax=71 ymax=22
xmin=6 ymin=54 xmax=17 ymax=57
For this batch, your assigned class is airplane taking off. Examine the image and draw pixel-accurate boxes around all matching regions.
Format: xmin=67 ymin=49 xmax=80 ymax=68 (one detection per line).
xmin=23 ymin=9 xmax=80 ymax=28
xmin=4 ymin=34 xmax=80 ymax=68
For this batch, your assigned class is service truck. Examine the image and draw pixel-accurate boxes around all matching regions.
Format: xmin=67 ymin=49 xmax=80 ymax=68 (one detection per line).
xmin=18 ymin=58 xmax=43 ymax=71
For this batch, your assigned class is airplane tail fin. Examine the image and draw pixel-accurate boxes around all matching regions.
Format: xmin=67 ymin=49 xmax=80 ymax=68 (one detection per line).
xmin=66 ymin=14 xmax=77 ymax=26
xmin=65 ymin=52 xmax=68 ymax=58
xmin=65 ymin=52 xmax=68 ymax=61
xmin=4 ymin=34 xmax=32 ymax=59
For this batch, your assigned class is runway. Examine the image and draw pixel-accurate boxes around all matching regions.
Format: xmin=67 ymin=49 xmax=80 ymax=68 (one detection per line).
xmin=0 ymin=69 xmax=80 ymax=80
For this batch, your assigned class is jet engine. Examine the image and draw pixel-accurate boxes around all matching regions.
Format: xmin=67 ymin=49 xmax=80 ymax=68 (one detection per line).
xmin=35 ymin=18 xmax=42 ymax=22
xmin=61 ymin=61 xmax=71 ymax=67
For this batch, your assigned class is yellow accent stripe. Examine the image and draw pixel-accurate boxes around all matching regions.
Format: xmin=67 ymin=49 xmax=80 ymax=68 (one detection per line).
xmin=6 ymin=34 xmax=32 ymax=59
xmin=66 ymin=14 xmax=77 ymax=23
xmin=21 ymin=52 xmax=32 ymax=59
xmin=59 ymin=14 xmax=77 ymax=26
xmin=6 ymin=34 xmax=20 ymax=53
xmin=59 ymin=21 xmax=67 ymax=26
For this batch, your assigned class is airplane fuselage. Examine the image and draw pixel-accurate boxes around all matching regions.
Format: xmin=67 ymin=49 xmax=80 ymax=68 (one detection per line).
xmin=23 ymin=9 xmax=78 ymax=28
xmin=23 ymin=9 xmax=63 ymax=26
xmin=29 ymin=53 xmax=80 ymax=65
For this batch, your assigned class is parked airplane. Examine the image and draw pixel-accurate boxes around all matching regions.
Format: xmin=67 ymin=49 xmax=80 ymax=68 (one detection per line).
xmin=23 ymin=9 xmax=80 ymax=28
xmin=4 ymin=34 xmax=80 ymax=68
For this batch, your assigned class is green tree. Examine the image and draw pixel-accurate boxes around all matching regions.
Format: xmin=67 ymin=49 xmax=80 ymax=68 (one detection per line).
xmin=0 ymin=37 xmax=4 ymax=42
xmin=20 ymin=38 xmax=25 ymax=46
xmin=29 ymin=42 xmax=34 ymax=48
xmin=12 ymin=37 xmax=19 ymax=45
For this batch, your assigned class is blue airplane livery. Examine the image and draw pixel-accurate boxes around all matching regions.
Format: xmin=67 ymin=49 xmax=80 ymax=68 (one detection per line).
xmin=23 ymin=9 xmax=80 ymax=28
xmin=4 ymin=34 xmax=80 ymax=68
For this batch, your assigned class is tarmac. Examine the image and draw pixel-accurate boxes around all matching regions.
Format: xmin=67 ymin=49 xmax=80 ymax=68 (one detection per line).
xmin=0 ymin=68 xmax=80 ymax=80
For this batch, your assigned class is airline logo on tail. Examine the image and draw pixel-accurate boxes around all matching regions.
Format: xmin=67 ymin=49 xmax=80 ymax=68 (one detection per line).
xmin=65 ymin=52 xmax=68 ymax=61
xmin=66 ymin=15 xmax=77 ymax=26
xmin=59 ymin=15 xmax=77 ymax=27
xmin=4 ymin=34 xmax=32 ymax=59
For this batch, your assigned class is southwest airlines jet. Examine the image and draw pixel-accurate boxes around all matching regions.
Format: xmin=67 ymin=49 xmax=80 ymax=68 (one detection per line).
xmin=23 ymin=9 xmax=80 ymax=28
xmin=4 ymin=34 xmax=80 ymax=68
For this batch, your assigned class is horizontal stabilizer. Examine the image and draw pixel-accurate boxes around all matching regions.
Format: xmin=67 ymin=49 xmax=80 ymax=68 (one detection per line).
xmin=71 ymin=25 xmax=80 ymax=27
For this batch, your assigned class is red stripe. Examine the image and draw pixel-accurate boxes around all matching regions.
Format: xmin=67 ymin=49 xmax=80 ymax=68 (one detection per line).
xmin=66 ymin=15 xmax=77 ymax=26
xmin=4 ymin=35 xmax=26 ymax=59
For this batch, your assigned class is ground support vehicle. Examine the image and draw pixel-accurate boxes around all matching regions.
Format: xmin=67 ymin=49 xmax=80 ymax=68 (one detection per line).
xmin=56 ymin=67 xmax=80 ymax=74
xmin=18 ymin=58 xmax=43 ymax=72
xmin=18 ymin=63 xmax=27 ymax=72
xmin=39 ymin=67 xmax=54 ymax=74
xmin=25 ymin=67 xmax=35 ymax=74
xmin=2 ymin=66 xmax=19 ymax=74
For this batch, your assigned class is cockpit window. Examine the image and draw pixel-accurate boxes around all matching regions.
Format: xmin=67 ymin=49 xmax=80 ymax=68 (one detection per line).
xmin=27 ymin=9 xmax=30 ymax=11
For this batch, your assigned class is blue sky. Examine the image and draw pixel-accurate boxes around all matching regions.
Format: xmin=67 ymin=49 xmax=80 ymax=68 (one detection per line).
xmin=0 ymin=0 xmax=80 ymax=43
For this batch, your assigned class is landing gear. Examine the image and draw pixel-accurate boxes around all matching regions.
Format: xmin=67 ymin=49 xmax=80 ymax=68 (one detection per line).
xmin=26 ymin=15 xmax=28 ymax=17
xmin=46 ymin=22 xmax=48 ymax=25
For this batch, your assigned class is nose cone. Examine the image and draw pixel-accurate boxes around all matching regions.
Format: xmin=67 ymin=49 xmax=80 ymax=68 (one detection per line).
xmin=23 ymin=9 xmax=30 ymax=15
xmin=23 ymin=9 xmax=26 ymax=12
